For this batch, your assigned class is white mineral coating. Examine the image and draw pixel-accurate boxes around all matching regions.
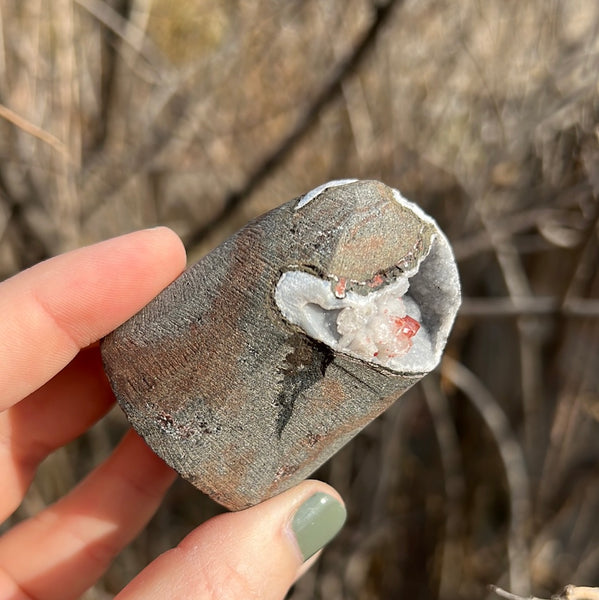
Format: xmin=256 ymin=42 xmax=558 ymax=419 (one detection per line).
xmin=295 ymin=178 xmax=359 ymax=210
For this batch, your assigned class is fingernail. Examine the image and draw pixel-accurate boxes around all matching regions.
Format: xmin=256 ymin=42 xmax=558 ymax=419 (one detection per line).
xmin=291 ymin=493 xmax=346 ymax=561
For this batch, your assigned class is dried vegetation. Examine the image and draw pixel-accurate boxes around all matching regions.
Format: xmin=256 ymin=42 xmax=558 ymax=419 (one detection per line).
xmin=1 ymin=0 xmax=599 ymax=598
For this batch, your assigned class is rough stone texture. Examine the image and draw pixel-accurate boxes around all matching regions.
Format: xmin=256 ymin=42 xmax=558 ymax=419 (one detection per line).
xmin=101 ymin=180 xmax=461 ymax=510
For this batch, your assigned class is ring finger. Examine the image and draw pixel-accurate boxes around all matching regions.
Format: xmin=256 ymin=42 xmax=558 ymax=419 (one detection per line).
xmin=0 ymin=430 xmax=175 ymax=600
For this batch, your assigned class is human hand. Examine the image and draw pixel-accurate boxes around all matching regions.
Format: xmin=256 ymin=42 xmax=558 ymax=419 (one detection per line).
xmin=0 ymin=228 xmax=346 ymax=600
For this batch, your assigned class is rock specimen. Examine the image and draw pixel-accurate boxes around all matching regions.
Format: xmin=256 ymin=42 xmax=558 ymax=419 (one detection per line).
xmin=101 ymin=180 xmax=461 ymax=510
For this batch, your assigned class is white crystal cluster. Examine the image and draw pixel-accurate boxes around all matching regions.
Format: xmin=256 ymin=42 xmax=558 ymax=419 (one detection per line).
xmin=274 ymin=272 xmax=432 ymax=372
xmin=336 ymin=283 xmax=417 ymax=361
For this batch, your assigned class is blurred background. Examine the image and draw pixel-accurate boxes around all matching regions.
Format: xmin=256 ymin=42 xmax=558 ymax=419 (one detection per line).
xmin=1 ymin=0 xmax=599 ymax=598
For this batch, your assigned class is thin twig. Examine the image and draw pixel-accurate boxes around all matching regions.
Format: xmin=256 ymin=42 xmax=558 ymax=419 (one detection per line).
xmin=184 ymin=0 xmax=403 ymax=251
xmin=476 ymin=194 xmax=545 ymax=488
xmin=422 ymin=376 xmax=465 ymax=599
xmin=0 ymin=103 xmax=69 ymax=157
xmin=490 ymin=584 xmax=599 ymax=600
xmin=74 ymin=0 xmax=168 ymax=74
xmin=0 ymin=3 xmax=6 ymax=80
xmin=459 ymin=297 xmax=599 ymax=318
xmin=452 ymin=194 xmax=590 ymax=262
xmin=560 ymin=209 xmax=599 ymax=307
xmin=443 ymin=358 xmax=532 ymax=596
xmin=489 ymin=584 xmax=545 ymax=600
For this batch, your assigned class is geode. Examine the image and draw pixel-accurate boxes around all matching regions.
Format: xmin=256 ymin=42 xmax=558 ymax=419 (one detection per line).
xmin=101 ymin=179 xmax=461 ymax=510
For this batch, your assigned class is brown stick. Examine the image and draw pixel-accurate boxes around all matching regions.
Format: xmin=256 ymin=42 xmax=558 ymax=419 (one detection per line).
xmin=184 ymin=0 xmax=403 ymax=251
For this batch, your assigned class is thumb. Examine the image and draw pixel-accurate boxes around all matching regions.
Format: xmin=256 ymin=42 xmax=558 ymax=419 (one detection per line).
xmin=116 ymin=480 xmax=346 ymax=600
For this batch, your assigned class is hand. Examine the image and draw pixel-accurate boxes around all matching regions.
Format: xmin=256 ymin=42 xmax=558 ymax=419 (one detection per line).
xmin=0 ymin=228 xmax=346 ymax=600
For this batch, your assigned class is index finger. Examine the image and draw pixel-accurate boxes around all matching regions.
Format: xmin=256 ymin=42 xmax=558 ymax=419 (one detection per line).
xmin=0 ymin=227 xmax=186 ymax=411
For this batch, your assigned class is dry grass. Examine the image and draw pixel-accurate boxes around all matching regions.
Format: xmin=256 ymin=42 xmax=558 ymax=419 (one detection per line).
xmin=1 ymin=0 xmax=599 ymax=598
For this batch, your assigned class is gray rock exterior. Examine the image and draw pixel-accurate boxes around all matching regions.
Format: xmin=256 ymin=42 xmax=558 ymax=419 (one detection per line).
xmin=101 ymin=180 xmax=461 ymax=510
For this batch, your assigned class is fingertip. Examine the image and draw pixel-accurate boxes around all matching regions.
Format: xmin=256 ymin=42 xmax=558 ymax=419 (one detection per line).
xmin=139 ymin=226 xmax=187 ymax=267
xmin=0 ymin=227 xmax=187 ymax=409
xmin=111 ymin=227 xmax=187 ymax=282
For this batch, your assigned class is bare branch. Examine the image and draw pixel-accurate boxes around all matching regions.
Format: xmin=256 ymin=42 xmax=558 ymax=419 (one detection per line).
xmin=443 ymin=358 xmax=532 ymax=595
xmin=489 ymin=584 xmax=546 ymax=600
xmin=489 ymin=584 xmax=599 ymax=600
xmin=184 ymin=0 xmax=404 ymax=251
xmin=422 ymin=376 xmax=465 ymax=599
xmin=74 ymin=0 xmax=169 ymax=75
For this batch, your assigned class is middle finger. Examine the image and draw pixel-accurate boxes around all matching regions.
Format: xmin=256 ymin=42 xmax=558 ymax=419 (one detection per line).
xmin=0 ymin=346 xmax=116 ymax=521
xmin=0 ymin=430 xmax=175 ymax=600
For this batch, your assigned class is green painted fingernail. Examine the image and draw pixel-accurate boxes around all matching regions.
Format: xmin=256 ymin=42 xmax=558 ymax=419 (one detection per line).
xmin=291 ymin=493 xmax=346 ymax=561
